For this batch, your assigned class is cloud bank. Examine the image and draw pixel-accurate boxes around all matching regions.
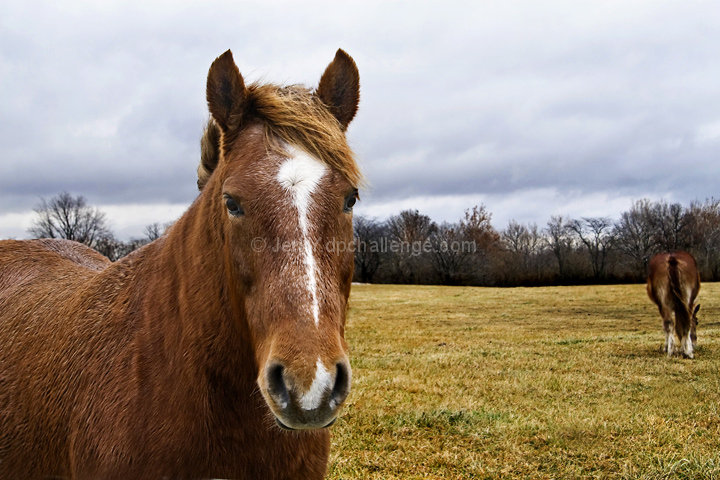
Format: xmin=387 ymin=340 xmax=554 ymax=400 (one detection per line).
xmin=1 ymin=1 xmax=719 ymax=238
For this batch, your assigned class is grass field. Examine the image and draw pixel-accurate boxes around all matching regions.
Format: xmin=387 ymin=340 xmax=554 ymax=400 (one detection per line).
xmin=327 ymin=283 xmax=720 ymax=479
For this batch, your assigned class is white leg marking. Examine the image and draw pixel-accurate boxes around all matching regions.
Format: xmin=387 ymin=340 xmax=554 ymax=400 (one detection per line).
xmin=299 ymin=358 xmax=332 ymax=411
xmin=277 ymin=146 xmax=327 ymax=327
xmin=684 ymin=333 xmax=694 ymax=358
xmin=667 ymin=334 xmax=675 ymax=357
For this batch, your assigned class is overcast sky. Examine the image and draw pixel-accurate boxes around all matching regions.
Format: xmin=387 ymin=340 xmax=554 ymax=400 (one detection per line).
xmin=2 ymin=0 xmax=719 ymax=239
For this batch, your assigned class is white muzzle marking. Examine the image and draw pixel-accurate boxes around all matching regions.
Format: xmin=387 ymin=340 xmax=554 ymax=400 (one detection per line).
xmin=299 ymin=358 xmax=333 ymax=411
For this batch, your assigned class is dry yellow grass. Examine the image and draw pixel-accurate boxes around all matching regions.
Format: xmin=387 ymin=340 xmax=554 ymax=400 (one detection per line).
xmin=327 ymin=283 xmax=720 ymax=479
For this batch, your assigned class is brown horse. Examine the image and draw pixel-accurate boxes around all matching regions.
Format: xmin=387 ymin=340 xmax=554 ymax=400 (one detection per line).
xmin=0 ymin=49 xmax=361 ymax=479
xmin=647 ymin=251 xmax=700 ymax=358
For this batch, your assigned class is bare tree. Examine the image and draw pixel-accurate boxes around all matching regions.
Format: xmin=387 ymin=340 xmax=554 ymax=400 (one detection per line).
xmin=685 ymin=198 xmax=720 ymax=280
xmin=545 ymin=215 xmax=572 ymax=277
xmin=387 ymin=209 xmax=436 ymax=243
xmin=502 ymin=221 xmax=542 ymax=265
xmin=429 ymin=222 xmax=477 ymax=285
xmin=144 ymin=222 xmax=164 ymax=241
xmin=386 ymin=210 xmax=437 ymax=283
xmin=460 ymin=205 xmax=499 ymax=250
xmin=143 ymin=221 xmax=173 ymax=242
xmin=460 ymin=204 xmax=500 ymax=284
xmin=353 ymin=216 xmax=386 ymax=283
xmin=502 ymin=220 xmax=527 ymax=256
xmin=613 ymin=199 xmax=657 ymax=277
xmin=649 ymin=201 xmax=690 ymax=252
xmin=499 ymin=220 xmax=545 ymax=283
xmin=568 ymin=217 xmax=614 ymax=279
xmin=29 ymin=192 xmax=111 ymax=250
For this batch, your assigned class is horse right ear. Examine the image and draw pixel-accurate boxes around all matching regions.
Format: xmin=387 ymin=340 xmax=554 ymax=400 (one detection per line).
xmin=206 ymin=50 xmax=247 ymax=132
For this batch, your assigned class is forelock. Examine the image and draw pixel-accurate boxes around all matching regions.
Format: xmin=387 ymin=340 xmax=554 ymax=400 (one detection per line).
xmin=196 ymin=84 xmax=362 ymax=190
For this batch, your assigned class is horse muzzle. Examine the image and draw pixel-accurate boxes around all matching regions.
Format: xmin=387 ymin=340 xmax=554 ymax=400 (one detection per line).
xmin=261 ymin=357 xmax=351 ymax=430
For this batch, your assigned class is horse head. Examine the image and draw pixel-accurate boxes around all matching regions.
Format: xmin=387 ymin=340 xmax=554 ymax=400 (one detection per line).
xmin=202 ymin=49 xmax=360 ymax=430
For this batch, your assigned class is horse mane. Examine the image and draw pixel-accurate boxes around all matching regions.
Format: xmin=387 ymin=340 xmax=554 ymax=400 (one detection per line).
xmin=197 ymin=83 xmax=362 ymax=191
xmin=197 ymin=117 xmax=222 ymax=190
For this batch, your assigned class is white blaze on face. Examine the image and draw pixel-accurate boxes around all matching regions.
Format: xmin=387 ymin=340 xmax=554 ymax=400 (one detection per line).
xmin=276 ymin=145 xmax=327 ymax=327
xmin=299 ymin=358 xmax=333 ymax=411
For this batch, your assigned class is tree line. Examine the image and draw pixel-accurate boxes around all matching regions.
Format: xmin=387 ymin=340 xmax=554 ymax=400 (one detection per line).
xmin=26 ymin=192 xmax=720 ymax=286
xmin=353 ymin=199 xmax=720 ymax=286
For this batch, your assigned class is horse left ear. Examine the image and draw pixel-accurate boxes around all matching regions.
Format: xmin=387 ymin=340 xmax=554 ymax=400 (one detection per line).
xmin=316 ymin=49 xmax=360 ymax=131
xmin=206 ymin=50 xmax=248 ymax=132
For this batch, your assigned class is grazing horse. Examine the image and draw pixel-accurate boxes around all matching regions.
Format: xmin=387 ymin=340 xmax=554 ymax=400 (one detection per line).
xmin=647 ymin=251 xmax=700 ymax=358
xmin=0 ymin=49 xmax=361 ymax=479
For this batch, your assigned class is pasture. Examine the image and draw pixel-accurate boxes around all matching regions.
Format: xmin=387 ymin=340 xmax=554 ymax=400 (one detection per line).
xmin=328 ymin=283 xmax=720 ymax=479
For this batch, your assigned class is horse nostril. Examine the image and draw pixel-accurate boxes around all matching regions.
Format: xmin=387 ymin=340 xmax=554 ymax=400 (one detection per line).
xmin=330 ymin=361 xmax=350 ymax=408
xmin=266 ymin=363 xmax=290 ymax=409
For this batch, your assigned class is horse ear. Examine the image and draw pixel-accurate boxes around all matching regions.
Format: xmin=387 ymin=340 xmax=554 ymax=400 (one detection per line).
xmin=694 ymin=304 xmax=700 ymax=315
xmin=316 ymin=49 xmax=360 ymax=131
xmin=206 ymin=50 xmax=247 ymax=132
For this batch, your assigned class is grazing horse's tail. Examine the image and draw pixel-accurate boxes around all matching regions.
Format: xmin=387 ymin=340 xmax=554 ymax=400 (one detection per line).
xmin=668 ymin=255 xmax=690 ymax=328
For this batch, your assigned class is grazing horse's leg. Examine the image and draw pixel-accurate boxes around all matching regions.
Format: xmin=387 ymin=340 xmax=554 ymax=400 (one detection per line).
xmin=667 ymin=312 xmax=679 ymax=357
xmin=690 ymin=322 xmax=698 ymax=348
xmin=660 ymin=307 xmax=673 ymax=354
xmin=683 ymin=333 xmax=694 ymax=358
xmin=665 ymin=329 xmax=674 ymax=356
xmin=680 ymin=320 xmax=694 ymax=359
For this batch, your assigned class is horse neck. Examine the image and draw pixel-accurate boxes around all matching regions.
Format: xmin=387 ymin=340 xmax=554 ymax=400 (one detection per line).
xmin=133 ymin=193 xmax=254 ymax=388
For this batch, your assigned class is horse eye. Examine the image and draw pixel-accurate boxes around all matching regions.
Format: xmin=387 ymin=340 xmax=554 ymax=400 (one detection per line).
xmin=224 ymin=194 xmax=244 ymax=217
xmin=343 ymin=190 xmax=358 ymax=213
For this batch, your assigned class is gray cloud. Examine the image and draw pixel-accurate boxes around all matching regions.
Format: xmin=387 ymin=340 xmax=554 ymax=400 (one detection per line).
xmin=1 ymin=1 xmax=719 ymax=237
